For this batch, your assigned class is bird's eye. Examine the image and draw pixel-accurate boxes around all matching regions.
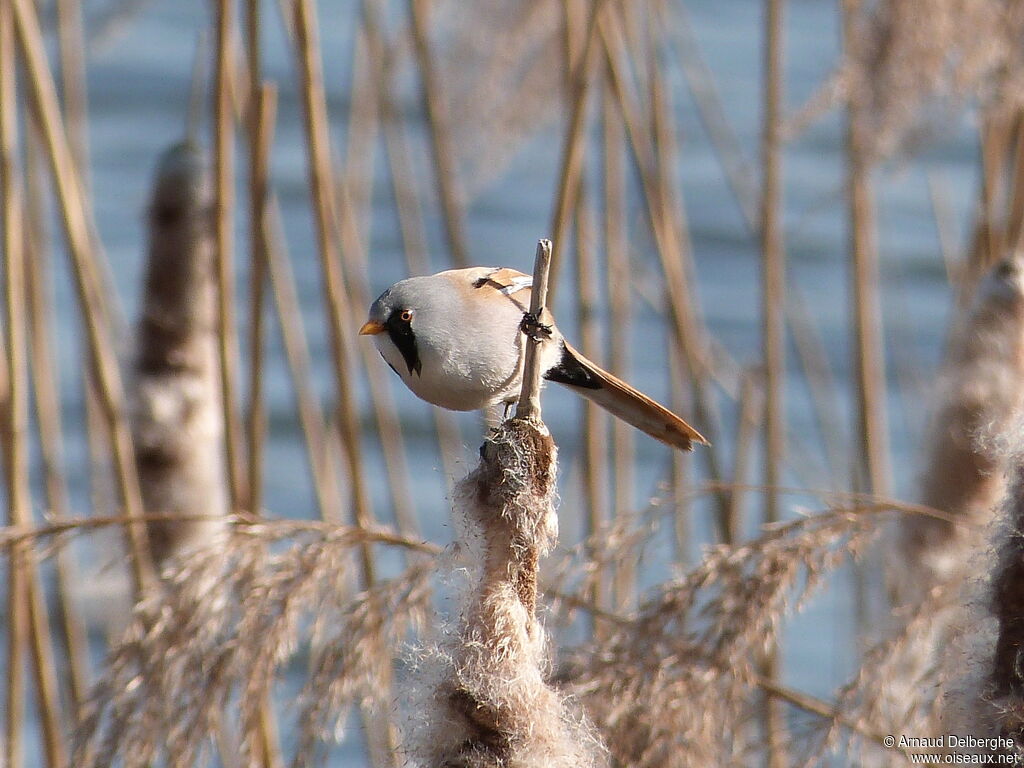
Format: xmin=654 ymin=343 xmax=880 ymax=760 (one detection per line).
xmin=400 ymin=309 xmax=413 ymax=323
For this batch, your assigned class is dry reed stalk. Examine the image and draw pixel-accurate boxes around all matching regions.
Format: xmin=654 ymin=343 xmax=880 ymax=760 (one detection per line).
xmin=844 ymin=0 xmax=892 ymax=498
xmin=788 ymin=286 xmax=849 ymax=487
xmin=245 ymin=82 xmax=275 ymax=518
xmin=244 ymin=0 xmax=273 ymax=522
xmin=601 ymin=10 xmax=728 ymax=491
xmin=264 ymin=200 xmax=343 ymax=520
xmin=132 ymin=143 xmax=229 ymax=566
xmin=56 ymin=0 xmax=89 ymax=189
xmin=668 ymin=344 xmax=692 ymax=560
xmin=292 ymin=0 xmax=378 ymax=560
xmin=23 ymin=119 xmax=91 ymax=716
xmin=1004 ymin=114 xmax=1024 ymax=255
xmin=406 ymin=0 xmax=469 ymax=267
xmin=336 ymin=18 xmax=419 ymax=536
xmin=362 ymin=0 xmax=463 ymax=487
xmin=575 ymin=187 xmax=609 ymax=618
xmin=602 ymin=73 xmax=636 ymax=606
xmin=0 ymin=19 xmax=67 ymax=765
xmin=406 ymin=241 xmax=605 ymax=766
xmin=760 ymin=0 xmax=786 ymax=530
xmin=667 ymin=0 xmax=758 ymax=231
xmin=760 ymin=0 xmax=788 ymax=763
xmin=547 ymin=0 xmax=607 ymax=293
xmin=213 ymin=0 xmax=246 ymax=512
xmin=291 ymin=2 xmax=400 ymax=761
xmin=1 ymin=6 xmax=28 ymax=763
xmin=928 ymin=173 xmax=961 ymax=289
xmin=726 ymin=369 xmax=763 ymax=544
xmin=11 ymin=0 xmax=156 ymax=592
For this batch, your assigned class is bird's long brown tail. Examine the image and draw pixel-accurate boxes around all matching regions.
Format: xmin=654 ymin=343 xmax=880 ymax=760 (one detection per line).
xmin=543 ymin=342 xmax=708 ymax=451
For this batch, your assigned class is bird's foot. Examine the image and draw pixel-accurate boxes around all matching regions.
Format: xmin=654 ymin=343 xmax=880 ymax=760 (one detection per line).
xmin=520 ymin=311 xmax=553 ymax=341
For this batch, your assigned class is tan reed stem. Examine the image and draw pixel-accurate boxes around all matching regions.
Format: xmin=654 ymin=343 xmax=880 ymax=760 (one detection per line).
xmin=337 ymin=19 xmax=418 ymax=536
xmin=728 ymin=370 xmax=763 ymax=544
xmin=760 ymin=2 xmax=789 ymax=760
xmin=55 ymin=0 xmax=89 ymax=191
xmin=292 ymin=0 xmax=378 ymax=563
xmin=23 ymin=123 xmax=90 ymax=715
xmin=606 ymin=11 xmax=728 ymax=517
xmin=11 ymin=0 xmax=156 ymax=593
xmin=761 ymin=0 xmax=786 ymax=526
xmin=843 ymin=0 xmax=891 ymax=498
xmin=405 ymin=0 xmax=468 ymax=267
xmin=602 ymin=70 xmax=635 ymax=607
xmin=0 ymin=19 xmax=66 ymax=764
xmin=243 ymin=4 xmax=284 ymax=757
xmin=669 ymin=1 xmax=758 ymax=231
xmin=246 ymin=73 xmax=276 ymax=521
xmin=213 ymin=0 xmax=246 ymax=512
xmin=1 ymin=6 xmax=27 ymax=763
xmin=291 ymin=3 xmax=399 ymax=762
xmin=547 ymin=0 xmax=608 ymax=296
xmin=669 ymin=343 xmax=692 ymax=561
xmin=264 ymin=201 xmax=344 ymax=520
xmin=362 ymin=0 xmax=463 ymax=487
xmin=575 ymin=186 xmax=608 ymax=619
xmin=788 ymin=286 xmax=848 ymax=487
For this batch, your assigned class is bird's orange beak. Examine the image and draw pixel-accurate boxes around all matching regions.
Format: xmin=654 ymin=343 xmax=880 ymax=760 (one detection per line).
xmin=359 ymin=320 xmax=385 ymax=336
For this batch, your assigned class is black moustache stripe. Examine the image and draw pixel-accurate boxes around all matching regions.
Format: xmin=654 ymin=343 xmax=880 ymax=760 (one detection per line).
xmin=388 ymin=323 xmax=422 ymax=377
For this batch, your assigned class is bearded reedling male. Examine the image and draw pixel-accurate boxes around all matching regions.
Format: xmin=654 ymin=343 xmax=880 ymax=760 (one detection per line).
xmin=360 ymin=266 xmax=707 ymax=451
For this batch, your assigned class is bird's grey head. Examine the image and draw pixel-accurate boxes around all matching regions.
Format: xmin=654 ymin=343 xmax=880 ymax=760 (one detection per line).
xmin=360 ymin=276 xmax=454 ymax=377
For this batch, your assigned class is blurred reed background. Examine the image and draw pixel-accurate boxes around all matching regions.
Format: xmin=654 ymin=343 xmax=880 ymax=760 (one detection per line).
xmin=4 ymin=0 xmax=1024 ymax=765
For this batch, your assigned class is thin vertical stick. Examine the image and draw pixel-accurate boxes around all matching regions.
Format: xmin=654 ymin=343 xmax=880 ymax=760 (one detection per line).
xmin=669 ymin=1 xmax=758 ymax=231
xmin=405 ymin=0 xmax=468 ymax=267
xmin=1 ymin=6 xmax=27 ymax=763
xmin=264 ymin=200 xmax=343 ymax=520
xmin=575 ymin=187 xmax=607 ymax=618
xmin=548 ymin=0 xmax=608 ymax=295
xmin=0 ymin=20 xmax=65 ymax=765
xmin=667 ymin=343 xmax=694 ymax=563
xmin=516 ymin=240 xmax=554 ymax=421
xmin=761 ymin=2 xmax=788 ymax=762
xmin=55 ymin=0 xmax=89 ymax=190
xmin=788 ymin=287 xmax=848 ymax=487
xmin=24 ymin=125 xmax=91 ymax=715
xmin=760 ymin=0 xmax=785 ymax=525
xmin=246 ymin=62 xmax=285 ymax=768
xmin=606 ymin=12 xmax=729 ymax=528
xmin=291 ymin=15 xmax=402 ymax=764
xmin=363 ymin=1 xmax=463 ymax=487
xmin=602 ymin=73 xmax=634 ymax=607
xmin=338 ymin=17 xmax=418 ymax=536
xmin=727 ymin=370 xmax=762 ymax=544
xmin=13 ymin=0 xmax=155 ymax=594
xmin=843 ymin=0 xmax=891 ymax=498
xmin=246 ymin=54 xmax=275 ymax=522
xmin=214 ymin=0 xmax=246 ymax=511
xmin=292 ymin=0 xmax=378 ymax=569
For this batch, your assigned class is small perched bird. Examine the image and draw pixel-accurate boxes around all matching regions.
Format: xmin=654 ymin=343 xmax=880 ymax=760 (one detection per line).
xmin=359 ymin=266 xmax=708 ymax=451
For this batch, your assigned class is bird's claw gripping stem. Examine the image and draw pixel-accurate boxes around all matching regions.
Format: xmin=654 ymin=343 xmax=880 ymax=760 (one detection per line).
xmin=520 ymin=311 xmax=553 ymax=341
